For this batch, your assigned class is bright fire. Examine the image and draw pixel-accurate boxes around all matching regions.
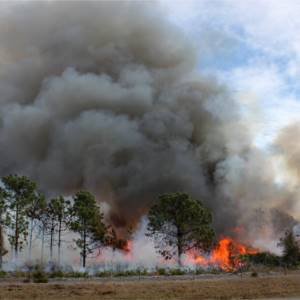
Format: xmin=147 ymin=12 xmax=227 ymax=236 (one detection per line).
xmin=121 ymin=240 xmax=133 ymax=260
xmin=188 ymin=237 xmax=257 ymax=271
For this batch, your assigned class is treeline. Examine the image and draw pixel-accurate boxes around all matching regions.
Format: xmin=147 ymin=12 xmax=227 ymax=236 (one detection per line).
xmin=0 ymin=175 xmax=125 ymax=269
xmin=1 ymin=175 xmax=299 ymax=271
xmin=0 ymin=175 xmax=216 ymax=269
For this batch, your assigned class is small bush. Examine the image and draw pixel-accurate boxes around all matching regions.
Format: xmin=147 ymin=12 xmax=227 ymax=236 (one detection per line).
xmin=207 ymin=267 xmax=222 ymax=274
xmin=49 ymin=270 xmax=64 ymax=278
xmin=32 ymin=270 xmax=48 ymax=283
xmin=195 ymin=268 xmax=204 ymax=275
xmin=169 ymin=268 xmax=185 ymax=276
xmin=65 ymin=271 xmax=88 ymax=278
xmin=156 ymin=268 xmax=167 ymax=276
xmin=137 ymin=268 xmax=148 ymax=276
xmin=114 ymin=270 xmax=137 ymax=277
xmin=13 ymin=271 xmax=27 ymax=278
xmin=240 ymin=252 xmax=282 ymax=267
xmin=0 ymin=270 xmax=7 ymax=278
xmin=96 ymin=270 xmax=112 ymax=277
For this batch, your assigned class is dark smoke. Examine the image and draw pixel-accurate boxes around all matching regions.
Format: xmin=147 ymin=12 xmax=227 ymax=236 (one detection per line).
xmin=0 ymin=1 xmax=296 ymax=237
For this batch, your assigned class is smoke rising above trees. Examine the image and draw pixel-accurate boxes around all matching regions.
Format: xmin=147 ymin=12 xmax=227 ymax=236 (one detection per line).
xmin=0 ymin=1 xmax=298 ymax=242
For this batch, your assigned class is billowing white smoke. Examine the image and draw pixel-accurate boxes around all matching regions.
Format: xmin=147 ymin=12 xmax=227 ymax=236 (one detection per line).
xmin=0 ymin=1 xmax=297 ymax=245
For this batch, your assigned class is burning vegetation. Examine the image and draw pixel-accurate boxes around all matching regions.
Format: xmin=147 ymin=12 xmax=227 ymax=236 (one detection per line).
xmin=0 ymin=1 xmax=299 ymax=277
xmin=0 ymin=175 xmax=299 ymax=275
xmin=187 ymin=237 xmax=258 ymax=271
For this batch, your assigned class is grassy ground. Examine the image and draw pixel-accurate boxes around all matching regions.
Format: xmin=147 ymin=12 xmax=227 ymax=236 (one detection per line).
xmin=0 ymin=273 xmax=300 ymax=299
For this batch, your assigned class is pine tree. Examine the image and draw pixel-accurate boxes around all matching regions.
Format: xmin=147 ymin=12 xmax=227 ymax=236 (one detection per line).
xmin=0 ymin=188 xmax=8 ymax=269
xmin=2 ymin=175 xmax=39 ymax=259
xmin=25 ymin=193 xmax=46 ymax=261
xmin=147 ymin=192 xmax=215 ymax=266
xmin=45 ymin=196 xmax=70 ymax=263
xmin=69 ymin=191 xmax=106 ymax=268
xmin=279 ymin=230 xmax=300 ymax=266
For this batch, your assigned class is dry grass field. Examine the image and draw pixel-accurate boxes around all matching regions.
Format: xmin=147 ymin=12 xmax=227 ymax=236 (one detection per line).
xmin=0 ymin=273 xmax=300 ymax=300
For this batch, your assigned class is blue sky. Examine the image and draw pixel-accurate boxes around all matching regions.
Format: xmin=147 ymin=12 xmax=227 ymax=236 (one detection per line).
xmin=161 ymin=0 xmax=300 ymax=149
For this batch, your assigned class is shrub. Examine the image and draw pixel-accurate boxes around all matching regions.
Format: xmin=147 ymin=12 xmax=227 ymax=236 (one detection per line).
xmin=114 ymin=270 xmax=138 ymax=277
xmin=96 ymin=270 xmax=112 ymax=277
xmin=32 ymin=270 xmax=48 ymax=283
xmin=13 ymin=270 xmax=27 ymax=278
xmin=207 ymin=267 xmax=222 ymax=274
xmin=49 ymin=270 xmax=64 ymax=278
xmin=66 ymin=271 xmax=88 ymax=278
xmin=156 ymin=268 xmax=167 ymax=276
xmin=137 ymin=268 xmax=148 ymax=276
xmin=279 ymin=230 xmax=300 ymax=266
xmin=195 ymin=268 xmax=204 ymax=275
xmin=241 ymin=252 xmax=282 ymax=267
xmin=0 ymin=270 xmax=6 ymax=278
xmin=169 ymin=268 xmax=185 ymax=276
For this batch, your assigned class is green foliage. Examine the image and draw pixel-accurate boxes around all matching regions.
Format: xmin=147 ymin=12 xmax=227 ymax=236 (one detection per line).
xmin=44 ymin=196 xmax=70 ymax=260
xmin=65 ymin=271 xmax=88 ymax=278
xmin=49 ymin=270 xmax=64 ymax=278
xmin=0 ymin=270 xmax=7 ymax=278
xmin=278 ymin=230 xmax=300 ymax=266
xmin=113 ymin=270 xmax=136 ymax=277
xmin=25 ymin=192 xmax=46 ymax=222
xmin=195 ymin=267 xmax=205 ymax=275
xmin=240 ymin=252 xmax=282 ymax=267
xmin=147 ymin=192 xmax=215 ymax=265
xmin=32 ymin=269 xmax=48 ymax=283
xmin=96 ymin=270 xmax=112 ymax=277
xmin=45 ymin=196 xmax=70 ymax=231
xmin=0 ymin=189 xmax=8 ymax=267
xmin=206 ymin=267 xmax=222 ymax=274
xmin=2 ymin=175 xmax=41 ymax=255
xmin=156 ymin=267 xmax=167 ymax=275
xmin=169 ymin=268 xmax=185 ymax=276
xmin=69 ymin=191 xmax=107 ymax=268
xmin=13 ymin=270 xmax=28 ymax=278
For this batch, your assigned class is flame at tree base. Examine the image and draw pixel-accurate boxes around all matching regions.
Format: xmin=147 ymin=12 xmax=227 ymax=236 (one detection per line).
xmin=97 ymin=236 xmax=258 ymax=272
xmin=187 ymin=237 xmax=258 ymax=271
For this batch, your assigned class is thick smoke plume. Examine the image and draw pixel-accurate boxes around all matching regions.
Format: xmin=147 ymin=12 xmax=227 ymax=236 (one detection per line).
xmin=0 ymin=1 xmax=297 ymax=241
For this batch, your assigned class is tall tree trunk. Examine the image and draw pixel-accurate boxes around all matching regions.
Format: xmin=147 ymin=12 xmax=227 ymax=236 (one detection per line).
xmin=50 ymin=221 xmax=54 ymax=261
xmin=58 ymin=218 xmax=62 ymax=266
xmin=10 ymin=243 xmax=13 ymax=263
xmin=177 ymin=228 xmax=183 ymax=267
xmin=82 ymin=228 xmax=86 ymax=268
xmin=0 ymin=225 xmax=4 ymax=269
xmin=14 ymin=204 xmax=19 ymax=260
xmin=28 ymin=219 xmax=34 ymax=261
xmin=41 ymin=224 xmax=45 ymax=263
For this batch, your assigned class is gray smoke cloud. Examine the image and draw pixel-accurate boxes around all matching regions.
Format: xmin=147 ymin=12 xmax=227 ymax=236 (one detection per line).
xmin=276 ymin=123 xmax=300 ymax=179
xmin=0 ymin=1 xmax=296 ymax=239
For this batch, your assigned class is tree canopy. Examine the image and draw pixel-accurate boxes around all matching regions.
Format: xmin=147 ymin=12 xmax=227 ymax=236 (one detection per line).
xmin=69 ymin=191 xmax=107 ymax=268
xmin=147 ymin=192 xmax=215 ymax=266
xmin=278 ymin=230 xmax=300 ymax=266
xmin=2 ymin=175 xmax=41 ymax=258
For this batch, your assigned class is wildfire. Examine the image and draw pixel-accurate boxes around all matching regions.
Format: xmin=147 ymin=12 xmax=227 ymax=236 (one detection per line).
xmin=188 ymin=237 xmax=257 ymax=271
xmin=121 ymin=240 xmax=133 ymax=260
xmin=105 ymin=236 xmax=257 ymax=271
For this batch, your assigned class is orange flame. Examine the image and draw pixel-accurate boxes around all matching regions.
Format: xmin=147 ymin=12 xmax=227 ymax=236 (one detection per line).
xmin=188 ymin=237 xmax=257 ymax=271
xmin=121 ymin=240 xmax=133 ymax=260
